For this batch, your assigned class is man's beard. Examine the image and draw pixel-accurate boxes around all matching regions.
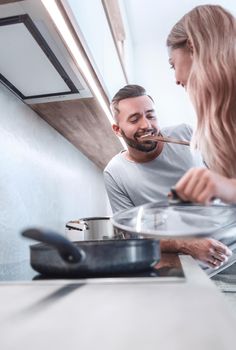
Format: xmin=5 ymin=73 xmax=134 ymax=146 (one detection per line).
xmin=121 ymin=128 xmax=158 ymax=152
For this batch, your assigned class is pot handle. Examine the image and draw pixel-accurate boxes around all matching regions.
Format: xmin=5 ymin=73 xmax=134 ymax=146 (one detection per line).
xmin=65 ymin=220 xmax=89 ymax=231
xmin=22 ymin=228 xmax=85 ymax=264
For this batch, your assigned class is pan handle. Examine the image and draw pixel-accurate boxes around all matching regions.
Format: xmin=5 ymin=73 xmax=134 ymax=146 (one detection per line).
xmin=22 ymin=228 xmax=85 ymax=264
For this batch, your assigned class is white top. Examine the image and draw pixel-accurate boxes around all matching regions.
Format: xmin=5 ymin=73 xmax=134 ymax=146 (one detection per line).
xmin=104 ymin=124 xmax=204 ymax=213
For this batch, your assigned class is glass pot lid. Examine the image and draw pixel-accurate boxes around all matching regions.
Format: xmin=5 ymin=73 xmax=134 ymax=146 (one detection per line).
xmin=112 ymin=201 xmax=236 ymax=239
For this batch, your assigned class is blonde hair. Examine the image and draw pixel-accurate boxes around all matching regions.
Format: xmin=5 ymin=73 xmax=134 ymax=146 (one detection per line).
xmin=167 ymin=5 xmax=236 ymax=177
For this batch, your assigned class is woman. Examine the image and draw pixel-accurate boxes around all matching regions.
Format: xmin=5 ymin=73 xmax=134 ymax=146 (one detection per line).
xmin=167 ymin=4 xmax=236 ymax=204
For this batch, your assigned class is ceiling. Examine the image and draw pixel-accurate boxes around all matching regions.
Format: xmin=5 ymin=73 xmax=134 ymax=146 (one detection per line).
xmin=122 ymin=0 xmax=236 ymax=128
xmin=124 ymin=0 xmax=236 ymax=45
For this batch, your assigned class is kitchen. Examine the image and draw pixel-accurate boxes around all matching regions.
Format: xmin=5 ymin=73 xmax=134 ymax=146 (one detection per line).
xmin=0 ymin=0 xmax=236 ymax=349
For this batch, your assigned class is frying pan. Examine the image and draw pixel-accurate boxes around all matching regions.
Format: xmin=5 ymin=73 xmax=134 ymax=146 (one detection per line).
xmin=22 ymin=228 xmax=160 ymax=277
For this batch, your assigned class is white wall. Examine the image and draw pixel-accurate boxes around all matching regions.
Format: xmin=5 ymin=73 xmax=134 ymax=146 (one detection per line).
xmin=0 ymin=84 xmax=111 ymax=264
xmin=118 ymin=0 xmax=135 ymax=83
xmin=123 ymin=0 xmax=236 ymax=129
xmin=133 ymin=41 xmax=197 ymax=129
xmin=67 ymin=0 xmax=127 ymax=100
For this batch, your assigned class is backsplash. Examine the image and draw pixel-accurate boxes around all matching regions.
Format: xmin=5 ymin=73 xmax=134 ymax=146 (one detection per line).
xmin=0 ymin=85 xmax=111 ymax=264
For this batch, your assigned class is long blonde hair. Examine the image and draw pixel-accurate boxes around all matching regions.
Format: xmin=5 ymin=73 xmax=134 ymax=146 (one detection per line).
xmin=167 ymin=5 xmax=236 ymax=177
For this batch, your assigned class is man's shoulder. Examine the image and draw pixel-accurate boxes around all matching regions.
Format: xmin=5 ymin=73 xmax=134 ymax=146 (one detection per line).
xmin=104 ymin=152 xmax=125 ymax=174
xmin=161 ymin=123 xmax=192 ymax=140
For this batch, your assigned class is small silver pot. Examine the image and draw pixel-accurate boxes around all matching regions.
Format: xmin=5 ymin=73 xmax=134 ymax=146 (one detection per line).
xmin=65 ymin=217 xmax=114 ymax=241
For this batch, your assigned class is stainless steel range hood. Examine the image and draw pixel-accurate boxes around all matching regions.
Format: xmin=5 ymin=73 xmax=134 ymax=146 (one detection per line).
xmin=0 ymin=0 xmax=92 ymax=104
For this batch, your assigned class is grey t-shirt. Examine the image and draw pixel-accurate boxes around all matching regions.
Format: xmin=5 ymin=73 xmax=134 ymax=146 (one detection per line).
xmin=104 ymin=124 xmax=203 ymax=213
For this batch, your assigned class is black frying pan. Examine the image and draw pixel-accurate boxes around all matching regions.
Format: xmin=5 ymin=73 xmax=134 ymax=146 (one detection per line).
xmin=22 ymin=228 xmax=160 ymax=277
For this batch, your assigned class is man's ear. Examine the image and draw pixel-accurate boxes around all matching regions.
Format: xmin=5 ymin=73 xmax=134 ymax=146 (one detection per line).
xmin=112 ymin=123 xmax=122 ymax=137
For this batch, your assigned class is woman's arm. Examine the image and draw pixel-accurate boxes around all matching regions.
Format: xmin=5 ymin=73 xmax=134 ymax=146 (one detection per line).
xmin=174 ymin=168 xmax=236 ymax=204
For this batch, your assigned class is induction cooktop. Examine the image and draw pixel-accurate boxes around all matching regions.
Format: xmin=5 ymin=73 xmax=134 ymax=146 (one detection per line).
xmin=0 ymin=253 xmax=185 ymax=284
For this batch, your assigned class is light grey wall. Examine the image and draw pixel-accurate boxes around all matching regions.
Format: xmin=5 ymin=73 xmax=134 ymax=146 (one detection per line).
xmin=133 ymin=41 xmax=196 ymax=129
xmin=123 ymin=0 xmax=236 ymax=129
xmin=67 ymin=0 xmax=126 ymax=99
xmin=0 ymin=85 xmax=111 ymax=264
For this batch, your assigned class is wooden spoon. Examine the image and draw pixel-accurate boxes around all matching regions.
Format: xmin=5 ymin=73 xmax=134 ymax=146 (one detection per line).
xmin=139 ymin=134 xmax=190 ymax=146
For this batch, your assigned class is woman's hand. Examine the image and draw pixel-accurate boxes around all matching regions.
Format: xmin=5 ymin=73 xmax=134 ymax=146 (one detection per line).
xmin=174 ymin=168 xmax=236 ymax=204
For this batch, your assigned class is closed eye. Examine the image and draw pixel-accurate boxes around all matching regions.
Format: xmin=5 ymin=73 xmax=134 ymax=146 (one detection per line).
xmin=169 ymin=58 xmax=174 ymax=69
xmin=129 ymin=116 xmax=139 ymax=123
xmin=146 ymin=115 xmax=156 ymax=119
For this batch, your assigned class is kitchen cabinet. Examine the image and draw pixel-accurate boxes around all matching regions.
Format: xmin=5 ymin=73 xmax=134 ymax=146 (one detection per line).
xmin=0 ymin=0 xmax=124 ymax=169
xmin=31 ymin=97 xmax=123 ymax=169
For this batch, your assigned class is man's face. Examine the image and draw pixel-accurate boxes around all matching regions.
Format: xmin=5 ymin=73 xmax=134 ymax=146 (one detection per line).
xmin=113 ymin=95 xmax=159 ymax=152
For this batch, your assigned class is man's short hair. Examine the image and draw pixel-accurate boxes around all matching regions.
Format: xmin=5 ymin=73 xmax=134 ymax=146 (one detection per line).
xmin=110 ymin=84 xmax=154 ymax=121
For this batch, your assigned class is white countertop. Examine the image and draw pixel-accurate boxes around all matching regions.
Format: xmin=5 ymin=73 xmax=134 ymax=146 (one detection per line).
xmin=0 ymin=255 xmax=236 ymax=350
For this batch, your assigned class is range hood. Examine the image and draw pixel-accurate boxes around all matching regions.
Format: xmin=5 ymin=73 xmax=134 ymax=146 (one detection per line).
xmin=0 ymin=0 xmax=92 ymax=104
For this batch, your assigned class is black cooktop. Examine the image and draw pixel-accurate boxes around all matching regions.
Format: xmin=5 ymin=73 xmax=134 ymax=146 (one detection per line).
xmin=0 ymin=254 xmax=184 ymax=282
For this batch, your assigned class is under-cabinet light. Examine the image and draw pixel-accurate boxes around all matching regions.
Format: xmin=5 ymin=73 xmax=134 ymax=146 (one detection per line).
xmin=41 ymin=0 xmax=126 ymax=149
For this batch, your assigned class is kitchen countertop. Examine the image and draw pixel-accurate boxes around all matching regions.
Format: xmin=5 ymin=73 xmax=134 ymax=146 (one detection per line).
xmin=0 ymin=255 xmax=236 ymax=350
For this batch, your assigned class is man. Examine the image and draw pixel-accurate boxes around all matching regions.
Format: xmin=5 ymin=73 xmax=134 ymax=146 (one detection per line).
xmin=104 ymin=84 xmax=232 ymax=268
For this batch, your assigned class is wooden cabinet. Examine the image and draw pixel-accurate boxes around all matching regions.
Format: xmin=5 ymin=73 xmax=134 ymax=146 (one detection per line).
xmin=31 ymin=97 xmax=123 ymax=169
